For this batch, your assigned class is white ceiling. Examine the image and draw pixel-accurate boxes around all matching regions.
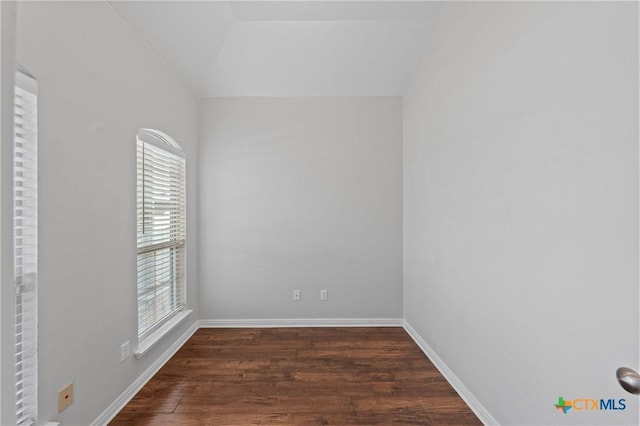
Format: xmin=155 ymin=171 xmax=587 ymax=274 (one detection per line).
xmin=109 ymin=1 xmax=441 ymax=98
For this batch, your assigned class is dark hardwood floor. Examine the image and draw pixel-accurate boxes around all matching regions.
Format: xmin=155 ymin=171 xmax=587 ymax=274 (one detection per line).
xmin=110 ymin=328 xmax=481 ymax=425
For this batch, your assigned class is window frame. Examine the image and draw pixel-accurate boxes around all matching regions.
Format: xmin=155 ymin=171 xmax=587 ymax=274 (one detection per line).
xmin=135 ymin=129 xmax=187 ymax=349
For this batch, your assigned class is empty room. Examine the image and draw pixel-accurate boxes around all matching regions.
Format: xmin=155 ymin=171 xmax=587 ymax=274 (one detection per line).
xmin=1 ymin=0 xmax=638 ymax=425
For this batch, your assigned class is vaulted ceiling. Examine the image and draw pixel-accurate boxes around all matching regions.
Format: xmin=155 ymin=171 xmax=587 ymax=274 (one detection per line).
xmin=109 ymin=1 xmax=440 ymax=98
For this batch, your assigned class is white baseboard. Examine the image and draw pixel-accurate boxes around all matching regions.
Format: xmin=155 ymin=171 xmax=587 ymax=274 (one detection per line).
xmin=91 ymin=320 xmax=199 ymax=426
xmin=199 ymin=318 xmax=403 ymax=328
xmin=402 ymin=320 xmax=498 ymax=426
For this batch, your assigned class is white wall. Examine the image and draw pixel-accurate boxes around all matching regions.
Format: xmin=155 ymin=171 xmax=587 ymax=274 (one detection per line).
xmin=403 ymin=2 xmax=638 ymax=425
xmin=199 ymin=97 xmax=402 ymax=320
xmin=15 ymin=2 xmax=199 ymax=425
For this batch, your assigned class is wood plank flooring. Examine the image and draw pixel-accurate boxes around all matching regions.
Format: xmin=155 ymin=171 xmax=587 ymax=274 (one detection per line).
xmin=110 ymin=328 xmax=481 ymax=425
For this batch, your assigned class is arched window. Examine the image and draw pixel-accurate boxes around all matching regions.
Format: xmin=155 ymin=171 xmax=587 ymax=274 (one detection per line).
xmin=136 ymin=129 xmax=186 ymax=342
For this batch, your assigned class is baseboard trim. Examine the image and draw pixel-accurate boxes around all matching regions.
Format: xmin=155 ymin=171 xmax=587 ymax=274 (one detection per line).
xmin=91 ymin=320 xmax=199 ymax=426
xmin=403 ymin=320 xmax=498 ymax=425
xmin=199 ymin=318 xmax=404 ymax=328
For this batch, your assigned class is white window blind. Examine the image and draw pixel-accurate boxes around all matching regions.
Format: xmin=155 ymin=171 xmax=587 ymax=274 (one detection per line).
xmin=136 ymin=129 xmax=186 ymax=341
xmin=13 ymin=69 xmax=38 ymax=426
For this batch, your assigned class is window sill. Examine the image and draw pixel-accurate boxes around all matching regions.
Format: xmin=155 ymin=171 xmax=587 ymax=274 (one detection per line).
xmin=134 ymin=309 xmax=193 ymax=359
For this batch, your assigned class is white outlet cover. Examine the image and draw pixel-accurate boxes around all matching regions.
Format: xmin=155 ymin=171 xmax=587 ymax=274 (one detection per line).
xmin=321 ymin=290 xmax=328 ymax=301
xmin=120 ymin=341 xmax=130 ymax=362
xmin=293 ymin=290 xmax=301 ymax=301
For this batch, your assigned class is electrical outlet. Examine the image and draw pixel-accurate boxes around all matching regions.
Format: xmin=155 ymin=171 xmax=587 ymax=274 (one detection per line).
xmin=58 ymin=382 xmax=74 ymax=413
xmin=121 ymin=340 xmax=130 ymax=362
xmin=320 ymin=289 xmax=328 ymax=301
xmin=293 ymin=289 xmax=301 ymax=301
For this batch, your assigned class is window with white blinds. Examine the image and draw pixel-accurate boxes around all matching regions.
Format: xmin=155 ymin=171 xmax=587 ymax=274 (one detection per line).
xmin=136 ymin=129 xmax=186 ymax=341
xmin=13 ymin=69 xmax=38 ymax=426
